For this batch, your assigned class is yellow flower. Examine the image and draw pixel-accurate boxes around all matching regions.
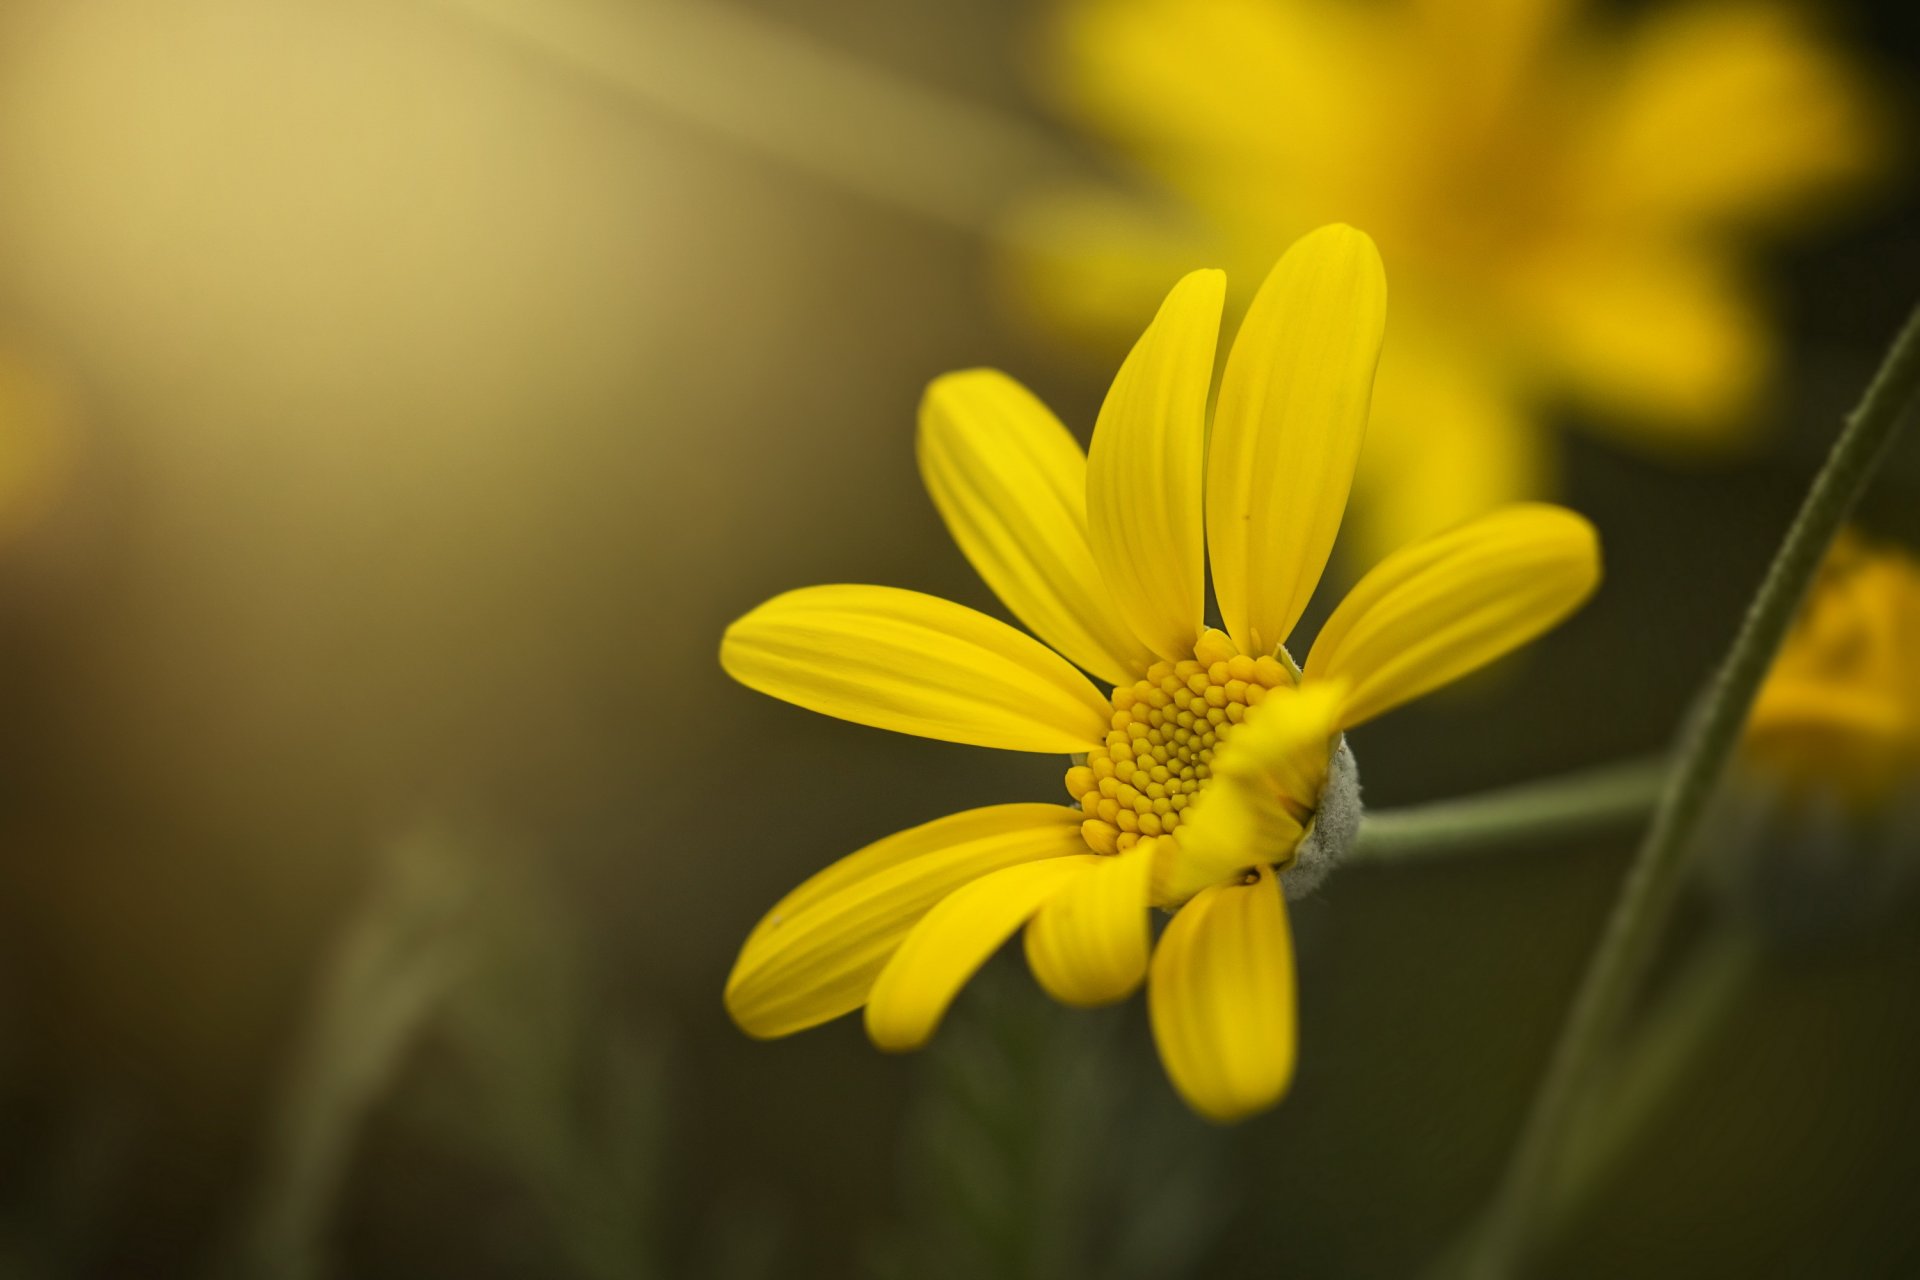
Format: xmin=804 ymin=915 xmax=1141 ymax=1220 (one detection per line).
xmin=1746 ymin=531 xmax=1920 ymax=804
xmin=0 ymin=344 xmax=76 ymax=547
xmin=1009 ymin=0 xmax=1886 ymax=558
xmin=721 ymin=226 xmax=1600 ymax=1122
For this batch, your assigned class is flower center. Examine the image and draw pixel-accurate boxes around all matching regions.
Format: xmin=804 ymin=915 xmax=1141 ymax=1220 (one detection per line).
xmin=1063 ymin=629 xmax=1298 ymax=855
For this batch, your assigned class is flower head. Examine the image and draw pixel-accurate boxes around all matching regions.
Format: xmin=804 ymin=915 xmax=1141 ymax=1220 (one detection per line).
xmin=1705 ymin=532 xmax=1920 ymax=942
xmin=722 ymin=225 xmax=1601 ymax=1121
xmin=1746 ymin=531 xmax=1920 ymax=805
xmin=1010 ymin=0 xmax=1887 ymax=558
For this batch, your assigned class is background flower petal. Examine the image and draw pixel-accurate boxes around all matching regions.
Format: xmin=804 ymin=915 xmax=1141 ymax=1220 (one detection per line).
xmin=1570 ymin=3 xmax=1886 ymax=233
xmin=1513 ymin=246 xmax=1767 ymax=436
xmin=864 ymin=855 xmax=1101 ymax=1051
xmin=919 ymin=368 xmax=1155 ymax=684
xmin=721 ymin=584 xmax=1111 ymax=752
xmin=1023 ymin=837 xmax=1156 ymax=1006
xmin=1208 ymin=224 xmax=1387 ymax=658
xmin=1353 ymin=315 xmax=1549 ymax=559
xmin=726 ymin=805 xmax=1089 ymax=1039
xmin=1085 ymin=267 xmax=1223 ymax=661
xmin=1148 ymin=866 xmax=1297 ymax=1123
xmin=1304 ymin=503 xmax=1601 ymax=729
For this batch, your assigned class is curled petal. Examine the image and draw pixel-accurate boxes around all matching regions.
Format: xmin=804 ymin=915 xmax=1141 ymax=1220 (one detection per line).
xmin=1156 ymin=683 xmax=1344 ymax=905
xmin=1025 ymin=838 xmax=1157 ymax=1006
xmin=1149 ymin=865 xmax=1298 ymax=1123
xmin=865 ymin=855 xmax=1101 ymax=1051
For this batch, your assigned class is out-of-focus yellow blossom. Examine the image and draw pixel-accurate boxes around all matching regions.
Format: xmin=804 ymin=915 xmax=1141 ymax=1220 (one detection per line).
xmin=1746 ymin=531 xmax=1920 ymax=805
xmin=719 ymin=226 xmax=1601 ymax=1121
xmin=1009 ymin=0 xmax=1887 ymax=557
xmin=0 ymin=345 xmax=76 ymax=546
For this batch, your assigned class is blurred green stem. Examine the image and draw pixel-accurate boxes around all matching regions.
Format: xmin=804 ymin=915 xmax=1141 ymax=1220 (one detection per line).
xmin=1434 ymin=928 xmax=1763 ymax=1276
xmin=229 ymin=835 xmax=476 ymax=1280
xmin=420 ymin=0 xmax=1094 ymax=238
xmin=1465 ymin=302 xmax=1920 ymax=1278
xmin=1549 ymin=928 xmax=1762 ymax=1217
xmin=1353 ymin=757 xmax=1666 ymax=865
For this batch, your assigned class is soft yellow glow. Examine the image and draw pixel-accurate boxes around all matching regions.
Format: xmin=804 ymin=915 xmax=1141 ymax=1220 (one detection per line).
xmin=722 ymin=227 xmax=1603 ymax=1120
xmin=1011 ymin=0 xmax=1887 ymax=560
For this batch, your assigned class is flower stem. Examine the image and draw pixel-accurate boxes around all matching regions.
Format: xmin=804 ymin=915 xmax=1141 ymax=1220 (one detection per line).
xmin=419 ymin=0 xmax=1092 ymax=237
xmin=1548 ymin=927 xmax=1763 ymax=1221
xmin=1352 ymin=757 xmax=1666 ymax=865
xmin=1431 ymin=928 xmax=1763 ymax=1278
xmin=1465 ymin=302 xmax=1920 ymax=1278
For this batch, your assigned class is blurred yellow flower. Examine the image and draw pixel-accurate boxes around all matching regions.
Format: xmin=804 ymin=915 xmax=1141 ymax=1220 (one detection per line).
xmin=720 ymin=226 xmax=1600 ymax=1121
xmin=1746 ymin=531 xmax=1920 ymax=804
xmin=1009 ymin=0 xmax=1887 ymax=557
xmin=0 ymin=344 xmax=76 ymax=546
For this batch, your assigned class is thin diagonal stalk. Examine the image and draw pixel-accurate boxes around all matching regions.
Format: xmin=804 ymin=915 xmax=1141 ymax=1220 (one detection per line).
xmin=1549 ymin=928 xmax=1763 ymax=1219
xmin=1466 ymin=303 xmax=1920 ymax=1278
xmin=228 ymin=834 xmax=477 ymax=1280
xmin=419 ymin=0 xmax=1099 ymax=238
xmin=1433 ymin=927 xmax=1763 ymax=1276
xmin=1352 ymin=756 xmax=1666 ymax=865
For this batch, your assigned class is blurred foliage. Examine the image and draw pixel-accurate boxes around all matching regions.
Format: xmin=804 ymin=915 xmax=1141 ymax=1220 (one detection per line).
xmin=218 ymin=829 xmax=729 ymax=1280
xmin=865 ymin=966 xmax=1232 ymax=1280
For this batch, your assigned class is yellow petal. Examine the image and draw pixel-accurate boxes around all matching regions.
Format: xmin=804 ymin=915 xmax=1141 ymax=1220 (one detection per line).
xmin=1023 ymin=838 xmax=1156 ymax=1007
xmin=721 ymin=584 xmax=1110 ymax=753
xmin=1086 ymin=268 xmax=1224 ymax=661
xmin=1208 ymin=225 xmax=1387 ymax=657
xmin=1515 ymin=245 xmax=1767 ymax=439
xmin=865 ymin=855 xmax=1102 ymax=1051
xmin=1154 ymin=683 xmax=1343 ymax=905
xmin=1149 ymin=865 xmax=1297 ymax=1123
xmin=1406 ymin=0 xmax=1572 ymax=124
xmin=725 ymin=805 xmax=1088 ymax=1039
xmin=1352 ymin=313 xmax=1549 ymax=562
xmin=1045 ymin=0 xmax=1379 ymax=206
xmin=919 ymin=369 xmax=1155 ymax=684
xmin=1304 ymin=504 xmax=1600 ymax=729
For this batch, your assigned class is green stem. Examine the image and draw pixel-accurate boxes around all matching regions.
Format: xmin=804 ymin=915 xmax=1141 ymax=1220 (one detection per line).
xmin=420 ymin=0 xmax=1095 ymax=238
xmin=1465 ymin=303 xmax=1920 ymax=1278
xmin=1352 ymin=757 xmax=1666 ymax=865
xmin=1549 ymin=927 xmax=1763 ymax=1220
xmin=1432 ymin=928 xmax=1763 ymax=1278
xmin=228 ymin=834 xmax=476 ymax=1280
